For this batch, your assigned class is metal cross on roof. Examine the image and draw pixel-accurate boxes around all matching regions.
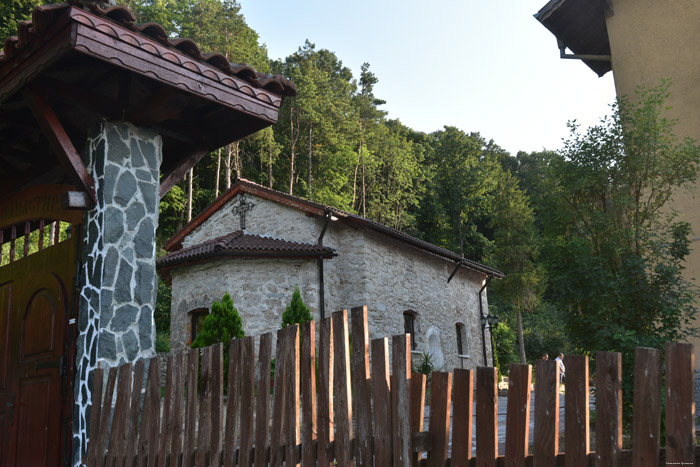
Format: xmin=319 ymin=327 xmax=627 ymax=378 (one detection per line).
xmin=231 ymin=192 xmax=254 ymax=229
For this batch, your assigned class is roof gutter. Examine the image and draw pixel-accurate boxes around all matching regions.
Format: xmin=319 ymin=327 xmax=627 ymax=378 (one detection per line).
xmin=557 ymin=38 xmax=611 ymax=62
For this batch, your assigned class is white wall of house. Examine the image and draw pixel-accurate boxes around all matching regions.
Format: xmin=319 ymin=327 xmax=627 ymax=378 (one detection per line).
xmin=169 ymin=193 xmax=493 ymax=370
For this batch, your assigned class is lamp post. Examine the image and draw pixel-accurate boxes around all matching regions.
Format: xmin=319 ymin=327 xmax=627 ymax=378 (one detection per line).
xmin=480 ymin=312 xmax=499 ymax=367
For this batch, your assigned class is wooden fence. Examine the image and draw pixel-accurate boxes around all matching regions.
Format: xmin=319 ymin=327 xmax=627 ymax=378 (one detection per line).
xmin=86 ymin=306 xmax=698 ymax=466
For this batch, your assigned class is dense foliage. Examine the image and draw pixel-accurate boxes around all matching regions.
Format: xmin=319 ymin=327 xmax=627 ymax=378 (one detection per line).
xmin=191 ymin=292 xmax=245 ymax=349
xmin=6 ymin=3 xmax=698 ymax=409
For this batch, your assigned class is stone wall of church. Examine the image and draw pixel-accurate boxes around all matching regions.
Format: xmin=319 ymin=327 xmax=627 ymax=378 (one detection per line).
xmin=169 ymin=258 xmax=319 ymax=351
xmin=170 ymin=193 xmax=492 ymax=370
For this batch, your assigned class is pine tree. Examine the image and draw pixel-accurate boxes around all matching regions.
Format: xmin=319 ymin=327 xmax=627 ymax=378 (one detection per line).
xmin=192 ymin=292 xmax=244 ymax=349
xmin=281 ymin=287 xmax=313 ymax=328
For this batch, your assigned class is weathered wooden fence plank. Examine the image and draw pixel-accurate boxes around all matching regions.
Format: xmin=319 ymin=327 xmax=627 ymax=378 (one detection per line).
xmin=125 ymin=360 xmax=145 ymax=466
xmin=87 ymin=367 xmax=105 ymax=467
xmin=564 ymin=355 xmax=589 ymax=467
xmin=270 ymin=327 xmax=288 ymax=467
xmin=505 ymin=363 xmax=531 ymax=467
xmin=534 ymin=359 xmax=559 ymax=467
xmin=333 ymin=310 xmax=353 ymax=466
xmin=225 ymin=338 xmax=242 ymax=467
xmin=476 ymin=366 xmax=498 ymax=467
xmin=665 ymin=342 xmax=695 ymax=466
xmin=301 ymin=321 xmax=318 ymax=466
xmin=210 ymin=343 xmax=224 ymax=467
xmin=255 ymin=332 xmax=273 ymax=467
xmin=196 ymin=346 xmax=212 ymax=466
xmin=317 ymin=317 xmax=334 ymax=466
xmin=595 ymin=351 xmax=622 ymax=467
xmin=371 ymin=337 xmax=393 ymax=467
xmin=451 ymin=368 xmax=474 ymax=467
xmin=428 ymin=371 xmax=452 ymax=467
xmin=139 ymin=357 xmax=161 ymax=467
xmin=159 ymin=354 xmax=176 ymax=467
xmin=182 ymin=348 xmax=198 ymax=467
xmin=284 ymin=325 xmax=301 ymax=467
xmin=239 ymin=336 xmax=256 ymax=466
xmin=410 ymin=373 xmax=426 ymax=466
xmin=109 ymin=363 xmax=133 ymax=467
xmin=351 ymin=306 xmax=374 ymax=466
xmin=392 ymin=334 xmax=412 ymax=467
xmin=631 ymin=347 xmax=661 ymax=467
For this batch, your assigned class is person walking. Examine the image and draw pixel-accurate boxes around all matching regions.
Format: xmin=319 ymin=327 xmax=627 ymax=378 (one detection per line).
xmin=555 ymin=353 xmax=565 ymax=383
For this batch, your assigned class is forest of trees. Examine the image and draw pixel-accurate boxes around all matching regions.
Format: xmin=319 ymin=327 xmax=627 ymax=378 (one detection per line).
xmin=4 ymin=1 xmax=700 ymax=394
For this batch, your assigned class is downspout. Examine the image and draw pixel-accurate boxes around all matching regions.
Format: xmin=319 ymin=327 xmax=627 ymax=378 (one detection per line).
xmin=317 ymin=210 xmax=333 ymax=320
xmin=479 ymin=274 xmax=494 ymax=367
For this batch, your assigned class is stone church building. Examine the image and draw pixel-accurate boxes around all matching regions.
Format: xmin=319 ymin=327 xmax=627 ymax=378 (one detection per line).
xmin=158 ymin=179 xmax=503 ymax=370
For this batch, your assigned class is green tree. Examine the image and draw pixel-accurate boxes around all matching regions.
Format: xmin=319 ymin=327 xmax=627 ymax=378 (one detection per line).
xmin=542 ymin=81 xmax=700 ymax=422
xmin=281 ymin=286 xmax=312 ymax=328
xmin=192 ymin=292 xmax=245 ymax=348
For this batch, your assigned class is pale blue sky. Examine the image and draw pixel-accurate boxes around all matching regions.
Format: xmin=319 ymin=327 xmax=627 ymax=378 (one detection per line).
xmin=240 ymin=0 xmax=616 ymax=156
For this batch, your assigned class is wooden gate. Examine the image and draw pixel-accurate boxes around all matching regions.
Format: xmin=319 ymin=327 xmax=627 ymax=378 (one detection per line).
xmin=0 ymin=185 xmax=82 ymax=466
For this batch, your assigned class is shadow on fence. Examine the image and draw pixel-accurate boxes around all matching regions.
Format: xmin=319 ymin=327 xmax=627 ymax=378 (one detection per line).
xmin=86 ymin=306 xmax=698 ymax=466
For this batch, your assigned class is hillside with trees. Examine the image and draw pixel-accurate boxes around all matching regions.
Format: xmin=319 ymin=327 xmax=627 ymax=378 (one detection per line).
xmin=5 ymin=1 xmax=698 ymax=391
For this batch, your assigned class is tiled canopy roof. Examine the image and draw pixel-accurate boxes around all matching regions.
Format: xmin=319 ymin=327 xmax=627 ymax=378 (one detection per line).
xmin=165 ymin=179 xmax=505 ymax=279
xmin=0 ymin=2 xmax=295 ymax=199
xmin=0 ymin=3 xmax=296 ymax=96
xmin=157 ymin=230 xmax=336 ymax=283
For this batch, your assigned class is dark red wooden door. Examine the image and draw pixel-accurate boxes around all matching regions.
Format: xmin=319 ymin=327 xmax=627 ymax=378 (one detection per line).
xmin=0 ymin=186 xmax=82 ymax=467
xmin=0 ymin=235 xmax=76 ymax=467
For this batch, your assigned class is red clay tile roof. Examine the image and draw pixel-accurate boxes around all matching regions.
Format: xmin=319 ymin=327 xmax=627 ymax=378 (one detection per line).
xmin=165 ymin=179 xmax=504 ymax=279
xmin=157 ymin=230 xmax=336 ymax=283
xmin=0 ymin=3 xmax=296 ymax=97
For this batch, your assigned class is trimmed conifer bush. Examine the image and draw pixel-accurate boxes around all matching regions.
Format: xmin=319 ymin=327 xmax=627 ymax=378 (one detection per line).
xmin=192 ymin=292 xmax=244 ymax=348
xmin=281 ymin=286 xmax=313 ymax=328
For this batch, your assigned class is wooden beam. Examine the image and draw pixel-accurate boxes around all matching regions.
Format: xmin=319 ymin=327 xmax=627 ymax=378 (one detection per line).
xmin=23 ymin=83 xmax=97 ymax=204
xmin=160 ymin=148 xmax=209 ymax=199
xmin=37 ymin=76 xmax=123 ymax=120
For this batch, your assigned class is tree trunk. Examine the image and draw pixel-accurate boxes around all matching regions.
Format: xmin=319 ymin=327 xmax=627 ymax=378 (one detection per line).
xmin=308 ymin=123 xmax=313 ymax=189
xmin=516 ymin=309 xmax=526 ymax=364
xmin=225 ymin=144 xmax=232 ymax=190
xmin=361 ymin=163 xmax=366 ymax=217
xmin=289 ymin=107 xmax=297 ymax=195
xmin=187 ymin=168 xmax=193 ymax=222
xmin=268 ymin=146 xmax=273 ymax=188
xmin=215 ymin=147 xmax=221 ymax=197
xmin=352 ymin=141 xmax=362 ymax=208
xmin=232 ymin=141 xmax=241 ymax=180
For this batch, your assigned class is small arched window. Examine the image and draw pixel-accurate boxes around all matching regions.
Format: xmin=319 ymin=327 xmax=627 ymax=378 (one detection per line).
xmin=189 ymin=307 xmax=209 ymax=343
xmin=403 ymin=310 xmax=417 ymax=350
xmin=456 ymin=322 xmax=466 ymax=355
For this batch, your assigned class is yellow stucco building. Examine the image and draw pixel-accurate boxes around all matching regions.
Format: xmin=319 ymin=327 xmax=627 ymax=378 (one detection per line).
xmin=536 ymin=0 xmax=700 ymax=363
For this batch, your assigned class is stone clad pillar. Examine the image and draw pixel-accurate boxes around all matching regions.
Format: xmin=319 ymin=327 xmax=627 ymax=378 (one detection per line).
xmin=73 ymin=121 xmax=162 ymax=464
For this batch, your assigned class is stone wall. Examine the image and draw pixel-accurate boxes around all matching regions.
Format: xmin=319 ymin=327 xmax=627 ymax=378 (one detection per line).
xmin=169 ymin=193 xmax=493 ymax=370
xmin=73 ymin=121 xmax=162 ymax=466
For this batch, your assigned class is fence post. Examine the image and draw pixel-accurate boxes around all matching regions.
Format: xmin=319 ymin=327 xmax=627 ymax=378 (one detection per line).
xmin=125 ymin=360 xmax=145 ymax=466
xmin=182 ymin=348 xmax=198 ymax=467
xmin=351 ymin=306 xmax=374 ymax=466
xmin=255 ymin=332 xmax=273 ymax=467
xmin=392 ymin=334 xmax=412 ymax=467
xmin=665 ymin=342 xmax=695 ymax=465
xmin=196 ymin=346 xmax=212 ymax=466
xmin=410 ymin=373 xmax=426 ymax=466
xmin=301 ymin=321 xmax=318 ymax=466
xmin=317 ymin=317 xmax=334 ymax=465
xmin=534 ymin=359 xmax=559 ymax=467
xmin=284 ymin=325 xmax=301 ymax=466
xmin=451 ymin=369 xmax=474 ymax=467
xmin=159 ymin=353 xmax=179 ymax=466
xmin=631 ymin=347 xmax=661 ymax=467
xmin=225 ymin=338 xmax=242 ymax=467
xmin=505 ymin=363 xmax=532 ymax=467
xmin=428 ymin=371 xmax=453 ymax=467
xmin=109 ymin=363 xmax=133 ymax=466
xmin=333 ymin=310 xmax=353 ymax=465
xmin=371 ymin=337 xmax=393 ymax=467
xmin=595 ymin=351 xmax=622 ymax=467
xmin=270 ymin=327 xmax=288 ymax=466
xmin=140 ymin=357 xmax=161 ymax=467
xmin=476 ymin=366 xmax=498 ymax=467
xmin=564 ymin=355 xmax=589 ymax=467
xmin=239 ymin=336 xmax=256 ymax=466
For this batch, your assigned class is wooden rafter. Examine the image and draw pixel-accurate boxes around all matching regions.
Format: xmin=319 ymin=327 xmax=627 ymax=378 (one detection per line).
xmin=160 ymin=148 xmax=209 ymax=199
xmin=38 ymin=76 xmax=123 ymax=120
xmin=23 ymin=83 xmax=97 ymax=206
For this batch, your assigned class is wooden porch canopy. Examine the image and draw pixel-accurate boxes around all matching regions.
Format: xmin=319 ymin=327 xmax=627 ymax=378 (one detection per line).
xmin=0 ymin=2 xmax=295 ymax=205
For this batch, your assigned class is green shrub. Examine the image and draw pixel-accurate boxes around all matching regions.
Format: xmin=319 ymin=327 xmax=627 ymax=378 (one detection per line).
xmin=281 ymin=286 xmax=313 ymax=328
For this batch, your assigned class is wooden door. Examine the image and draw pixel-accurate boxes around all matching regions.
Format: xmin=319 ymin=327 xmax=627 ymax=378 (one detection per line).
xmin=0 ymin=185 xmax=82 ymax=467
